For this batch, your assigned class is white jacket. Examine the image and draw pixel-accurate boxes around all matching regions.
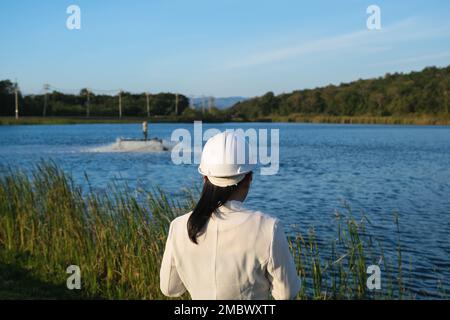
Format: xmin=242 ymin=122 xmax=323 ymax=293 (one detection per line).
xmin=160 ymin=200 xmax=301 ymax=300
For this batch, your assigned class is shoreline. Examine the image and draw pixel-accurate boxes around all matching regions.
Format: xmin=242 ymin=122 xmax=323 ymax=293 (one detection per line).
xmin=1 ymin=115 xmax=450 ymax=126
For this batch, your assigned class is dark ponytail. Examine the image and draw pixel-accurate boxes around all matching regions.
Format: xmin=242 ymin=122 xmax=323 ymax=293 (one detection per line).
xmin=187 ymin=178 xmax=239 ymax=244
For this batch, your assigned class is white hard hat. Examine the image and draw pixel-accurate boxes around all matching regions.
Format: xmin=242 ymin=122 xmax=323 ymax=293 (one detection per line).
xmin=198 ymin=131 xmax=256 ymax=187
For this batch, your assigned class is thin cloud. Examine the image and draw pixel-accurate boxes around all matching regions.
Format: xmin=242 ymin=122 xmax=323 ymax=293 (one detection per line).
xmin=220 ymin=18 xmax=449 ymax=70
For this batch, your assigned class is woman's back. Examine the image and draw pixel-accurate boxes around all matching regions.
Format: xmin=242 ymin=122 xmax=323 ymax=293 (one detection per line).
xmin=160 ymin=200 xmax=300 ymax=300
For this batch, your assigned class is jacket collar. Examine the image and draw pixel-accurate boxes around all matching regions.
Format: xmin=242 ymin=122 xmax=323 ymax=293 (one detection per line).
xmin=219 ymin=200 xmax=244 ymax=212
xmin=212 ymin=200 xmax=252 ymax=226
xmin=212 ymin=200 xmax=245 ymax=219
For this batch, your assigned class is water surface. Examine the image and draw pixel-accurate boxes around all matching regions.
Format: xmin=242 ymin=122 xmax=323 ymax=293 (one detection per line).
xmin=0 ymin=122 xmax=449 ymax=298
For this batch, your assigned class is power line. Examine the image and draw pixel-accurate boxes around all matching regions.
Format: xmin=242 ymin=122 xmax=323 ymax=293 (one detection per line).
xmin=118 ymin=90 xmax=122 ymax=119
xmin=11 ymin=82 xmax=192 ymax=119
xmin=86 ymin=88 xmax=90 ymax=118
xmin=43 ymin=84 xmax=50 ymax=117
xmin=46 ymin=84 xmax=121 ymax=95
xmin=145 ymin=92 xmax=150 ymax=118
xmin=14 ymin=81 xmax=19 ymax=120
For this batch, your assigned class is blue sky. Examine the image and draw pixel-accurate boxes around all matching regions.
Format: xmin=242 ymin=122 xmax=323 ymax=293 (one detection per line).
xmin=1 ymin=0 xmax=450 ymax=97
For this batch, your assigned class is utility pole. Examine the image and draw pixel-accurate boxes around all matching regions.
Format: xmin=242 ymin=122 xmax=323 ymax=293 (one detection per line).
xmin=208 ymin=96 xmax=214 ymax=112
xmin=43 ymin=83 xmax=50 ymax=117
xmin=202 ymin=95 xmax=206 ymax=114
xmin=146 ymin=92 xmax=150 ymax=118
xmin=175 ymin=93 xmax=179 ymax=115
xmin=444 ymin=89 xmax=449 ymax=115
xmin=14 ymin=82 xmax=19 ymax=120
xmin=86 ymin=89 xmax=90 ymax=118
xmin=118 ymin=90 xmax=122 ymax=119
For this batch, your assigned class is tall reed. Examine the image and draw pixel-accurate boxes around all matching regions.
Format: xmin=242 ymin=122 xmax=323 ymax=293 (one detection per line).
xmin=0 ymin=163 xmax=407 ymax=299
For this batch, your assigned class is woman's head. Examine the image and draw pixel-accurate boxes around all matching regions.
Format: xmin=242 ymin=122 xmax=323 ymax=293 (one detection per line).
xmin=188 ymin=131 xmax=256 ymax=244
xmin=188 ymin=172 xmax=253 ymax=244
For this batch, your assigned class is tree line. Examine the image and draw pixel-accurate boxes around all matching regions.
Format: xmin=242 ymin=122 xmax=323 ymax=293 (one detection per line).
xmin=1 ymin=65 xmax=449 ymax=121
xmin=229 ymin=65 xmax=450 ymax=120
xmin=0 ymin=81 xmax=190 ymax=117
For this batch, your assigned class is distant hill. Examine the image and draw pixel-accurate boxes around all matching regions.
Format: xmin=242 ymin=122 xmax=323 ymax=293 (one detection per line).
xmin=191 ymin=96 xmax=248 ymax=110
xmin=228 ymin=65 xmax=450 ymax=120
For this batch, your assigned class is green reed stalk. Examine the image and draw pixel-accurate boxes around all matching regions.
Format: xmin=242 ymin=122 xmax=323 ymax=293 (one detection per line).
xmin=0 ymin=162 xmax=416 ymax=299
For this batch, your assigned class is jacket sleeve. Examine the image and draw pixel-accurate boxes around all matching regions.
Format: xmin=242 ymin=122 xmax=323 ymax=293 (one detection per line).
xmin=160 ymin=220 xmax=186 ymax=297
xmin=266 ymin=219 xmax=301 ymax=300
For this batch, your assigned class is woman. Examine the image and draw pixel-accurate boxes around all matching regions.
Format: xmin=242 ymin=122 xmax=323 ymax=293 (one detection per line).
xmin=160 ymin=131 xmax=300 ymax=299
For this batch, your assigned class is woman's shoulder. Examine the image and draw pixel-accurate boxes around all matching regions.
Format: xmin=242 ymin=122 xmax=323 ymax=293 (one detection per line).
xmin=228 ymin=200 xmax=279 ymax=223
xmin=246 ymin=209 xmax=278 ymax=223
xmin=166 ymin=212 xmax=192 ymax=239
xmin=170 ymin=211 xmax=192 ymax=226
xmin=237 ymin=206 xmax=280 ymax=235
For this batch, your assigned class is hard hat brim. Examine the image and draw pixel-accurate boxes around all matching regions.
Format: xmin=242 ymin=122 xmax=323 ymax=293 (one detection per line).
xmin=206 ymin=173 xmax=248 ymax=187
xmin=198 ymin=164 xmax=255 ymax=178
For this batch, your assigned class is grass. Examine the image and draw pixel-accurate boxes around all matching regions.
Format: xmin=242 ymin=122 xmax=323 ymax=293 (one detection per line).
xmin=0 ymin=163 xmax=188 ymax=299
xmin=0 ymin=250 xmax=84 ymax=299
xmin=2 ymin=114 xmax=450 ymax=125
xmin=0 ymin=163 xmax=414 ymax=299
xmin=259 ymin=113 xmax=450 ymax=125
